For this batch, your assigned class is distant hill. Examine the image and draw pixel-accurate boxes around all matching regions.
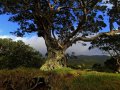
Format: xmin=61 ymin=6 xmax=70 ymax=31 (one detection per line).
xmin=68 ymin=55 xmax=110 ymax=69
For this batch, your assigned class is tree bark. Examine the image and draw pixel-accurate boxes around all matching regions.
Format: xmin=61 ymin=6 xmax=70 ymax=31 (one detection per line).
xmin=40 ymin=49 xmax=67 ymax=71
xmin=115 ymin=57 xmax=120 ymax=72
xmin=40 ymin=36 xmax=67 ymax=71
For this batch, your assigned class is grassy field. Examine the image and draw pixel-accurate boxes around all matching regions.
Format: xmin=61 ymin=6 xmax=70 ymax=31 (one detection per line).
xmin=0 ymin=68 xmax=120 ymax=90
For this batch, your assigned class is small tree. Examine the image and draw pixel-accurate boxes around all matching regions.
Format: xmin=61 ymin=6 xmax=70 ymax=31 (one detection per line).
xmin=0 ymin=38 xmax=43 ymax=69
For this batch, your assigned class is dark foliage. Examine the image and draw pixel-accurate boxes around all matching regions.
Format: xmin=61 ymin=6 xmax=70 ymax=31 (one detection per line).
xmin=90 ymin=34 xmax=120 ymax=72
xmin=104 ymin=56 xmax=120 ymax=72
xmin=0 ymin=38 xmax=43 ymax=69
xmin=92 ymin=63 xmax=102 ymax=70
xmin=0 ymin=0 xmax=107 ymax=38
xmin=90 ymin=34 xmax=120 ymax=57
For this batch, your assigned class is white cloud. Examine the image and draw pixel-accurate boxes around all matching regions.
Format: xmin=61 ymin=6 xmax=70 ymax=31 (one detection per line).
xmin=66 ymin=42 xmax=104 ymax=55
xmin=0 ymin=35 xmax=104 ymax=55
xmin=22 ymin=36 xmax=47 ymax=55
xmin=0 ymin=35 xmax=47 ymax=55
xmin=101 ymin=0 xmax=113 ymax=9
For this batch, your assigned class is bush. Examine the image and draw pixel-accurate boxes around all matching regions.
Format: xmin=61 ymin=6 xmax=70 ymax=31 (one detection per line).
xmin=104 ymin=57 xmax=120 ymax=72
xmin=92 ymin=63 xmax=103 ymax=71
xmin=0 ymin=38 xmax=44 ymax=69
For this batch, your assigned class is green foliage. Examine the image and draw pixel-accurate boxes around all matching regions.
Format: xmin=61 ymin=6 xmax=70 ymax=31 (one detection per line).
xmin=68 ymin=55 xmax=109 ymax=69
xmin=90 ymin=35 xmax=120 ymax=57
xmin=0 ymin=38 xmax=43 ymax=69
xmin=89 ymin=30 xmax=120 ymax=73
xmin=107 ymin=0 xmax=120 ymax=28
xmin=92 ymin=63 xmax=103 ymax=71
xmin=104 ymin=57 xmax=120 ymax=72
xmin=0 ymin=0 xmax=107 ymax=39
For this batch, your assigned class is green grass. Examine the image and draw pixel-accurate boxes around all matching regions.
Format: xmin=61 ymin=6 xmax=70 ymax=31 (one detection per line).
xmin=0 ymin=68 xmax=120 ymax=90
xmin=71 ymin=72 xmax=120 ymax=90
xmin=51 ymin=68 xmax=120 ymax=90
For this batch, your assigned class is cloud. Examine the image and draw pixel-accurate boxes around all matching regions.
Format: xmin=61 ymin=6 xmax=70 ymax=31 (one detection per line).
xmin=102 ymin=0 xmax=113 ymax=9
xmin=0 ymin=35 xmax=47 ymax=55
xmin=0 ymin=35 xmax=104 ymax=55
xmin=22 ymin=36 xmax=47 ymax=55
xmin=66 ymin=42 xmax=104 ymax=55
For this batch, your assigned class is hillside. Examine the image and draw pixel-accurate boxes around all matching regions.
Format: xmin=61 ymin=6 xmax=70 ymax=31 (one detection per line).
xmin=68 ymin=55 xmax=110 ymax=69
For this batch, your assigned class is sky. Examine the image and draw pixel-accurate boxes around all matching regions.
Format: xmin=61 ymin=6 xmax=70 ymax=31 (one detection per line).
xmin=0 ymin=1 xmax=113 ymax=56
xmin=0 ymin=14 xmax=107 ymax=56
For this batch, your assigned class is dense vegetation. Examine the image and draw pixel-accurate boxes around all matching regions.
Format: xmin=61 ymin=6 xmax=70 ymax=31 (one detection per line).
xmin=0 ymin=38 xmax=43 ymax=69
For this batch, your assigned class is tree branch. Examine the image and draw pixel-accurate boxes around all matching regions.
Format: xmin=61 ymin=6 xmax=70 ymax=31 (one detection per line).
xmin=64 ymin=0 xmax=99 ymax=46
xmin=68 ymin=30 xmax=120 ymax=47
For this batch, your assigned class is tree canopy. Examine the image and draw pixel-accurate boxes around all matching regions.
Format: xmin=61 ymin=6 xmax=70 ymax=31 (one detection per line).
xmin=0 ymin=38 xmax=43 ymax=69
xmin=0 ymin=0 xmax=108 ymax=44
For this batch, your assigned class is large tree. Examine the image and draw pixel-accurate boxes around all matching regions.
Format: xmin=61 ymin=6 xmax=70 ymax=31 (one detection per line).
xmin=0 ymin=0 xmax=119 ymax=70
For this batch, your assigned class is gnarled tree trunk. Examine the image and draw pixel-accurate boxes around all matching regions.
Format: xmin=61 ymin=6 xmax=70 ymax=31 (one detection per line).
xmin=40 ymin=49 xmax=67 ymax=71
xmin=40 ymin=36 xmax=67 ymax=71
xmin=115 ymin=57 xmax=120 ymax=72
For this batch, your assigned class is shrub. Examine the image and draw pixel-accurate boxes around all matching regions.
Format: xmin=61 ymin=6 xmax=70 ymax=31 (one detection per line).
xmin=104 ymin=57 xmax=120 ymax=72
xmin=92 ymin=63 xmax=103 ymax=71
xmin=0 ymin=38 xmax=44 ymax=69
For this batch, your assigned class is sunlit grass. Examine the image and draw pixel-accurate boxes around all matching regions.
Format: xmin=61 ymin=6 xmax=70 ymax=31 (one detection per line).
xmin=0 ymin=67 xmax=120 ymax=90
